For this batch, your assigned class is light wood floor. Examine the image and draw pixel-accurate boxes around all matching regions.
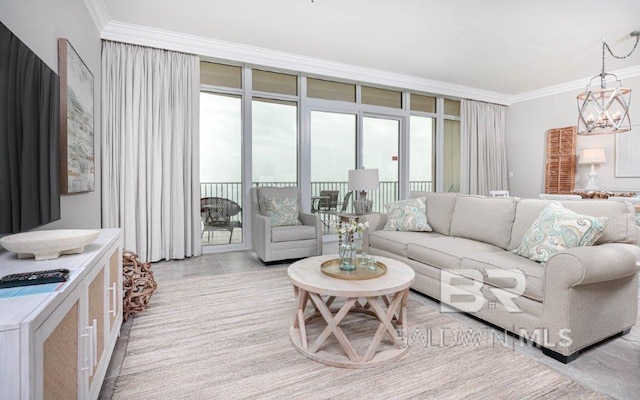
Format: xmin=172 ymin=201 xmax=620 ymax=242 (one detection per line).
xmin=100 ymin=250 xmax=640 ymax=400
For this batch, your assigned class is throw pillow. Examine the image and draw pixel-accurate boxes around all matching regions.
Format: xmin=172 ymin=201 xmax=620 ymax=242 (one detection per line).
xmin=383 ymin=197 xmax=432 ymax=232
xmin=512 ymin=202 xmax=608 ymax=263
xmin=260 ymin=195 xmax=302 ymax=227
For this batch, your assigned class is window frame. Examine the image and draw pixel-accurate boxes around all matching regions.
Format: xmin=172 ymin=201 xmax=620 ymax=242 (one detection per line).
xmin=199 ymin=59 xmax=462 ymax=250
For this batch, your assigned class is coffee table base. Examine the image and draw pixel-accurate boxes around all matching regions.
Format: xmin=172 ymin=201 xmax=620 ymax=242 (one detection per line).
xmin=289 ymin=286 xmax=410 ymax=369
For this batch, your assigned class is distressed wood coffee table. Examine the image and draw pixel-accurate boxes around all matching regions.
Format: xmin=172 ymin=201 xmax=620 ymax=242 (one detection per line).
xmin=288 ymin=254 xmax=415 ymax=368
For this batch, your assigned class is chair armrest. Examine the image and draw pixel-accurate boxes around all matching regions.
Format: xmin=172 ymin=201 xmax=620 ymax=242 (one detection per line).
xmin=300 ymin=212 xmax=323 ymax=255
xmin=546 ymin=243 xmax=640 ymax=288
xmin=300 ymin=212 xmax=322 ymax=235
xmin=360 ymin=213 xmax=387 ymax=251
xmin=251 ymin=214 xmax=272 ymax=259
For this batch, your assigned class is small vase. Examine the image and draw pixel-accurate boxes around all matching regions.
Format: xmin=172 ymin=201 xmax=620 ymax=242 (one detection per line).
xmin=338 ymin=242 xmax=356 ymax=271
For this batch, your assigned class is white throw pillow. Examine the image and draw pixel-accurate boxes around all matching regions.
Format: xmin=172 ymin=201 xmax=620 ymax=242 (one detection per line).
xmin=383 ymin=197 xmax=432 ymax=232
xmin=512 ymin=202 xmax=608 ymax=263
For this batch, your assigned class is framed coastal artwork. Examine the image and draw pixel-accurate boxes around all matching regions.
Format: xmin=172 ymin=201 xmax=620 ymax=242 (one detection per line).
xmin=615 ymin=129 xmax=640 ymax=177
xmin=58 ymin=38 xmax=94 ymax=193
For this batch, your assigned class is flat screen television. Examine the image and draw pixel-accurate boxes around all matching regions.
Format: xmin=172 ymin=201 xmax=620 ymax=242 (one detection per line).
xmin=0 ymin=21 xmax=61 ymax=234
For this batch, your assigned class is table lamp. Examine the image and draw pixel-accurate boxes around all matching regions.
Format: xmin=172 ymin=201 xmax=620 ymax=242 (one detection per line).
xmin=578 ymin=148 xmax=606 ymax=190
xmin=348 ymin=168 xmax=379 ymax=215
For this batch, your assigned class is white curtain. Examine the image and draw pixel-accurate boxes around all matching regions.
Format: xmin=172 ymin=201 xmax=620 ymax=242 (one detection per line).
xmin=101 ymin=41 xmax=201 ymax=262
xmin=460 ymin=99 xmax=508 ymax=195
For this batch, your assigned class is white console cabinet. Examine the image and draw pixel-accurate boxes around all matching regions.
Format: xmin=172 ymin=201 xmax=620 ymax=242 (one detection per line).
xmin=0 ymin=229 xmax=122 ymax=400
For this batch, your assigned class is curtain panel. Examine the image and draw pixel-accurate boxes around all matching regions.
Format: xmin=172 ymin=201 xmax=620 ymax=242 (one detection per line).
xmin=460 ymin=99 xmax=508 ymax=196
xmin=101 ymin=41 xmax=201 ymax=262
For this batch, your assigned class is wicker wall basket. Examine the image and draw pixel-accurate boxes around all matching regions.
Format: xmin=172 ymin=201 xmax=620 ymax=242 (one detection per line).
xmin=122 ymin=250 xmax=158 ymax=321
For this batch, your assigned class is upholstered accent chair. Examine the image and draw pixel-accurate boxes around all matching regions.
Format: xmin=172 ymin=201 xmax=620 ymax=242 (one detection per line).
xmin=250 ymin=187 xmax=322 ymax=262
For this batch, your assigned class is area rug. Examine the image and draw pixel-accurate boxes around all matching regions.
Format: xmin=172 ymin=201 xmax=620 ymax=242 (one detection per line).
xmin=112 ymin=268 xmax=605 ymax=400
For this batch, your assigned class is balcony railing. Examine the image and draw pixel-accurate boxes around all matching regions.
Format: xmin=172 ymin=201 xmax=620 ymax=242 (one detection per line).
xmin=200 ymin=180 xmax=433 ymax=224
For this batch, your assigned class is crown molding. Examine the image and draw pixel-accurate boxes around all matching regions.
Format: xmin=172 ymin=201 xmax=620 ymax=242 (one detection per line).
xmin=99 ymin=19 xmax=640 ymax=106
xmin=509 ymin=64 xmax=640 ymax=104
xmin=82 ymin=0 xmax=110 ymax=33
xmin=100 ymin=21 xmax=512 ymax=105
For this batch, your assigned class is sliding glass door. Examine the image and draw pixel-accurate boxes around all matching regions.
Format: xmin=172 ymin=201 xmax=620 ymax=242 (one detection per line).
xmin=310 ymin=111 xmax=357 ymax=232
xmin=200 ymin=92 xmax=243 ymax=246
xmin=409 ymin=116 xmax=435 ymax=193
xmin=252 ymin=98 xmax=298 ymax=186
xmin=363 ymin=116 xmax=400 ymax=212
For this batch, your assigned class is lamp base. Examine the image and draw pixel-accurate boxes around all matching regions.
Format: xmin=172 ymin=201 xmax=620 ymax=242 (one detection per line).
xmin=353 ymin=199 xmax=372 ymax=215
xmin=584 ymin=164 xmax=599 ymax=190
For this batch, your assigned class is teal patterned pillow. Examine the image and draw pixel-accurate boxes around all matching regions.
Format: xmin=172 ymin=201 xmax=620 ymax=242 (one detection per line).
xmin=261 ymin=195 xmax=301 ymax=227
xmin=383 ymin=197 xmax=432 ymax=232
xmin=513 ymin=202 xmax=608 ymax=263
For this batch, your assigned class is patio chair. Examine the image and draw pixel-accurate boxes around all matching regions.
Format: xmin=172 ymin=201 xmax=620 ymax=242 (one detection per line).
xmin=201 ymin=197 xmax=242 ymax=244
xmin=317 ymin=190 xmax=339 ymax=212
xmin=250 ymin=187 xmax=322 ymax=262
xmin=336 ymin=191 xmax=353 ymax=214
xmin=316 ymin=190 xmax=339 ymax=228
xmin=319 ymin=191 xmax=353 ymax=230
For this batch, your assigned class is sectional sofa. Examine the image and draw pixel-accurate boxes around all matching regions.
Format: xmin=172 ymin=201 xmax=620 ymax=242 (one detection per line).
xmin=362 ymin=192 xmax=640 ymax=362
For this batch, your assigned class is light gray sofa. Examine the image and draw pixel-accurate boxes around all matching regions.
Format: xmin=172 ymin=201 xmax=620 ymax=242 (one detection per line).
xmin=250 ymin=187 xmax=322 ymax=262
xmin=362 ymin=192 xmax=640 ymax=362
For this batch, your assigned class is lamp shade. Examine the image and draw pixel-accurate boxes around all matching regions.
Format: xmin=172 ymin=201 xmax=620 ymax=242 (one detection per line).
xmin=348 ymin=169 xmax=379 ymax=191
xmin=578 ymin=148 xmax=606 ymax=165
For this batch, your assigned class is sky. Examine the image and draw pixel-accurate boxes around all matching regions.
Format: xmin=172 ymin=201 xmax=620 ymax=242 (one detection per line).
xmin=200 ymin=93 xmax=433 ymax=184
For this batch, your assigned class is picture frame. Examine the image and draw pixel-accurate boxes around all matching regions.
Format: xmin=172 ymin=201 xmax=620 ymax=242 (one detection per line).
xmin=58 ymin=38 xmax=95 ymax=194
xmin=615 ymin=129 xmax=640 ymax=177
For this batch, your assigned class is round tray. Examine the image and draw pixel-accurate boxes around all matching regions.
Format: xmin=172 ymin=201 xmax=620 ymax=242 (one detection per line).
xmin=320 ymin=258 xmax=387 ymax=280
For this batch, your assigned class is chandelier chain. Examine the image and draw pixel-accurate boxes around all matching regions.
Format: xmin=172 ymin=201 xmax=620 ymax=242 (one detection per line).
xmin=603 ymin=35 xmax=639 ymax=60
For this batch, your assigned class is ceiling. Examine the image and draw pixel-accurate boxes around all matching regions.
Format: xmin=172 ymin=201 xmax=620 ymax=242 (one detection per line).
xmin=101 ymin=0 xmax=640 ymax=96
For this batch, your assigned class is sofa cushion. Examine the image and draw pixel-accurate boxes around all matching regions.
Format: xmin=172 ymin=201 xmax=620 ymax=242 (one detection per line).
xmin=449 ymin=195 xmax=517 ymax=250
xmin=508 ymin=199 xmax=636 ymax=250
xmin=271 ymin=225 xmax=316 ymax=243
xmin=461 ymin=251 xmax=545 ymax=302
xmin=407 ymin=237 xmax=502 ymax=271
xmin=383 ymin=197 xmax=432 ymax=232
xmin=512 ymin=203 xmax=608 ymax=263
xmin=369 ymin=231 xmax=443 ymax=257
xmin=410 ymin=192 xmax=457 ymax=235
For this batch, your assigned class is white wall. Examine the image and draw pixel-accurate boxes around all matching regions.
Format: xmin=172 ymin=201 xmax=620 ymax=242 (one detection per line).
xmin=506 ymin=74 xmax=640 ymax=199
xmin=0 ymin=0 xmax=102 ymax=229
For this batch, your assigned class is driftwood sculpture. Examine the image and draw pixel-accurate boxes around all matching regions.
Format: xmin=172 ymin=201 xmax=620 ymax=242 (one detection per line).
xmin=122 ymin=250 xmax=158 ymax=321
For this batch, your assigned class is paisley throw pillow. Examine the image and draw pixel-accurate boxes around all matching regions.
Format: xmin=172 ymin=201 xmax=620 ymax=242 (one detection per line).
xmin=261 ymin=195 xmax=302 ymax=226
xmin=383 ymin=197 xmax=432 ymax=232
xmin=512 ymin=202 xmax=608 ymax=263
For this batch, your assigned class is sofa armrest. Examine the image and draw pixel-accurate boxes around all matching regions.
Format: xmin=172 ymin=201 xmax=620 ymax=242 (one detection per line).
xmin=542 ymin=243 xmax=640 ymax=355
xmin=546 ymin=243 xmax=640 ymax=288
xmin=360 ymin=213 xmax=387 ymax=251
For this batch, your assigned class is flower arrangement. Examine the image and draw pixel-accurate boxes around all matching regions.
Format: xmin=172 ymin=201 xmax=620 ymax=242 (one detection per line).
xmin=337 ymin=220 xmax=370 ymax=245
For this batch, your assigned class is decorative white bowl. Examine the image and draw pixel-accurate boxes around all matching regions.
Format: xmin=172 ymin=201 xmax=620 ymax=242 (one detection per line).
xmin=0 ymin=229 xmax=100 ymax=261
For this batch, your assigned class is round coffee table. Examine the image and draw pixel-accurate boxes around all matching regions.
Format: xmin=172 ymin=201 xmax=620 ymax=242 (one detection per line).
xmin=287 ymin=254 xmax=415 ymax=368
